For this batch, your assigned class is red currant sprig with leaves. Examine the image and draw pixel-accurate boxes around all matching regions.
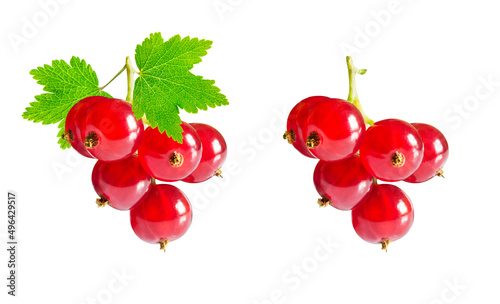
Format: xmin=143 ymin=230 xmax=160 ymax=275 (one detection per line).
xmin=23 ymin=33 xmax=230 ymax=251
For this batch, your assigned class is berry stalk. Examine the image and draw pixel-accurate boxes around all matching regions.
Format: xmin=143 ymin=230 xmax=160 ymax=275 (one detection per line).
xmin=98 ymin=56 xmax=138 ymax=104
xmin=124 ymin=56 xmax=151 ymax=125
xmin=125 ymin=56 xmax=138 ymax=103
xmin=99 ymin=57 xmax=150 ymax=126
xmin=98 ymin=56 xmax=138 ymax=105
xmin=346 ymin=56 xmax=374 ymax=126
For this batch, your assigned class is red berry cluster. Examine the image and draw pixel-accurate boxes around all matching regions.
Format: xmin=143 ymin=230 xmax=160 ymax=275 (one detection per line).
xmin=64 ymin=96 xmax=227 ymax=250
xmin=284 ymin=95 xmax=449 ymax=250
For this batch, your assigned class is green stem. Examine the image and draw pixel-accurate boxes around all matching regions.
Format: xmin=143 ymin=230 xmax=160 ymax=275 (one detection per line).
xmin=98 ymin=56 xmax=139 ymax=103
xmin=99 ymin=65 xmax=126 ymax=91
xmin=125 ymin=56 xmax=138 ymax=103
xmin=123 ymin=57 xmax=149 ymax=125
xmin=346 ymin=56 xmax=374 ymax=126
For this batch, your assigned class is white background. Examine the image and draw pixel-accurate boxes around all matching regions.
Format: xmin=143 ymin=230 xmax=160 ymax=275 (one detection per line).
xmin=1 ymin=0 xmax=499 ymax=303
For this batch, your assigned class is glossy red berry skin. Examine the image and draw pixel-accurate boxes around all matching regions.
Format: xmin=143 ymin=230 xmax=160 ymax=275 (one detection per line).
xmin=91 ymin=156 xmax=152 ymax=211
xmin=360 ymin=119 xmax=423 ymax=182
xmin=81 ymin=99 xmax=144 ymax=162
xmin=313 ymin=156 xmax=373 ymax=211
xmin=285 ymin=96 xmax=330 ymax=158
xmin=352 ymin=184 xmax=414 ymax=246
xmin=405 ymin=123 xmax=449 ymax=183
xmin=130 ymin=184 xmax=192 ymax=245
xmin=303 ymin=98 xmax=365 ymax=161
xmin=138 ymin=122 xmax=202 ymax=182
xmin=65 ymin=96 xmax=105 ymax=158
xmin=182 ymin=123 xmax=227 ymax=183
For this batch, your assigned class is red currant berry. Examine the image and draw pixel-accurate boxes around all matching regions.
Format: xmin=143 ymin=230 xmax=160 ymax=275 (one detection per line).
xmin=91 ymin=156 xmax=152 ymax=211
xmin=130 ymin=184 xmax=192 ymax=250
xmin=313 ymin=156 xmax=373 ymax=211
xmin=182 ymin=123 xmax=227 ymax=183
xmin=64 ymin=96 xmax=105 ymax=158
xmin=352 ymin=184 xmax=414 ymax=250
xmin=284 ymin=96 xmax=330 ymax=158
xmin=138 ymin=122 xmax=202 ymax=182
xmin=81 ymin=99 xmax=144 ymax=162
xmin=404 ymin=123 xmax=449 ymax=183
xmin=359 ymin=119 xmax=423 ymax=182
xmin=303 ymin=98 xmax=365 ymax=161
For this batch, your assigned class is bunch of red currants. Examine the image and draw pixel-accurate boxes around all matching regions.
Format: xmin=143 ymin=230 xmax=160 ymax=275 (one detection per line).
xmin=284 ymin=95 xmax=449 ymax=250
xmin=63 ymin=96 xmax=227 ymax=250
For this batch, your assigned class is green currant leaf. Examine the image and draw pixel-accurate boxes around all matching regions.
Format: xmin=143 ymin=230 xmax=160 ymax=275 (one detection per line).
xmin=133 ymin=33 xmax=228 ymax=143
xmin=23 ymin=56 xmax=112 ymax=149
xmin=56 ymin=119 xmax=71 ymax=149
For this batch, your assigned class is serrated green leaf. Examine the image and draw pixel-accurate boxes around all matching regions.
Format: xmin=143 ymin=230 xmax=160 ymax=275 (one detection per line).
xmin=136 ymin=33 xmax=213 ymax=72
xmin=56 ymin=119 xmax=71 ymax=149
xmin=23 ymin=56 xmax=112 ymax=149
xmin=133 ymin=33 xmax=228 ymax=143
